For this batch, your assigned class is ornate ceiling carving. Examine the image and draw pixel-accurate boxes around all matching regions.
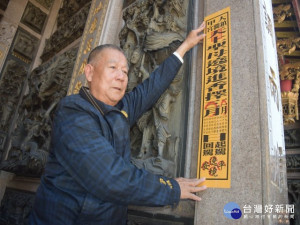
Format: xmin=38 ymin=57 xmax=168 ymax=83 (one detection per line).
xmin=41 ymin=1 xmax=91 ymax=62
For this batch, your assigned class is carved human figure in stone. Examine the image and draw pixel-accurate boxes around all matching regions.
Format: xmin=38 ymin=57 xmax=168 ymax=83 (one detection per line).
xmin=122 ymin=6 xmax=140 ymax=44
xmin=152 ymin=64 xmax=183 ymax=159
xmin=144 ymin=0 xmax=187 ymax=51
xmin=0 ymin=61 xmax=27 ymax=131
xmin=121 ymin=0 xmax=188 ymax=176
xmin=135 ymin=110 xmax=155 ymax=159
xmin=0 ymin=101 xmax=12 ymax=128
xmin=148 ymin=0 xmax=166 ymax=32
xmin=120 ymin=29 xmax=136 ymax=60
xmin=22 ymin=2 xmax=47 ymax=32
xmin=129 ymin=47 xmax=149 ymax=89
xmin=1 ymin=47 xmax=78 ymax=177
xmin=14 ymin=31 xmax=37 ymax=60
xmin=148 ymin=0 xmax=186 ymax=35
xmin=165 ymin=0 xmax=186 ymax=34
xmin=127 ymin=47 xmax=142 ymax=90
xmin=122 ymin=0 xmax=152 ymax=47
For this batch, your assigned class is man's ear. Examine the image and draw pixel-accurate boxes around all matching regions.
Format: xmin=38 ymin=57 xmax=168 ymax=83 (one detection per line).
xmin=84 ymin=64 xmax=93 ymax=82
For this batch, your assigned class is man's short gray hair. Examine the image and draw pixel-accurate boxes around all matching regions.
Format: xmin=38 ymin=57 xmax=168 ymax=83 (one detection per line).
xmin=87 ymin=44 xmax=125 ymax=65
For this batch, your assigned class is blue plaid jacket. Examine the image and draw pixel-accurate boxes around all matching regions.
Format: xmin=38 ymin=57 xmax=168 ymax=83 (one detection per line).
xmin=29 ymin=54 xmax=182 ymax=225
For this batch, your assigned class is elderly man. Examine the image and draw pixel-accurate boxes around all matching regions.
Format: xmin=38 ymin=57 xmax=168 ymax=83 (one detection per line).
xmin=30 ymin=22 xmax=206 ymax=225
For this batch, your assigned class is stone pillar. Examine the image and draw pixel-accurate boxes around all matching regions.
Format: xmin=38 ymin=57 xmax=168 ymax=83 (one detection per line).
xmin=0 ymin=0 xmax=27 ymax=73
xmin=67 ymin=0 xmax=123 ymax=94
xmin=188 ymin=0 xmax=290 ymax=224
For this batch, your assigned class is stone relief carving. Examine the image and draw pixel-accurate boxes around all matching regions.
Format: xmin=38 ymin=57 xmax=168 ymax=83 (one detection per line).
xmin=285 ymin=129 xmax=300 ymax=147
xmin=0 ymin=129 xmax=6 ymax=148
xmin=288 ymin=181 xmax=300 ymax=225
xmin=41 ymin=0 xmax=91 ymax=62
xmin=0 ymin=20 xmax=17 ymax=45
xmin=0 ymin=188 xmax=35 ymax=225
xmin=12 ymin=29 xmax=39 ymax=63
xmin=119 ymin=0 xmax=188 ymax=177
xmin=0 ymin=47 xmax=78 ymax=177
xmin=286 ymin=155 xmax=300 ymax=169
xmin=0 ymin=60 xmax=27 ymax=133
xmin=0 ymin=21 xmax=17 ymax=78
xmin=57 ymin=0 xmax=91 ymax=27
xmin=21 ymin=2 xmax=47 ymax=34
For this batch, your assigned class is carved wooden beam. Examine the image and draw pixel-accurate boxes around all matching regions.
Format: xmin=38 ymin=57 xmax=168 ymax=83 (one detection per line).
xmin=277 ymin=37 xmax=300 ymax=55
xmin=281 ymin=91 xmax=299 ymax=124
xmin=280 ymin=61 xmax=300 ymax=80
xmin=273 ymin=0 xmax=292 ymax=4
xmin=280 ymin=63 xmax=300 ymax=124
xmin=273 ymin=4 xmax=293 ymax=23
xmin=276 ymin=31 xmax=299 ymax=38
xmin=275 ymin=20 xmax=297 ymax=28
xmin=288 ymin=50 xmax=300 ymax=57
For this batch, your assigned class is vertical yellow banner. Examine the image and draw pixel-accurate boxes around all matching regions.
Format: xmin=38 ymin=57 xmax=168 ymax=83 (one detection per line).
xmin=197 ymin=7 xmax=232 ymax=188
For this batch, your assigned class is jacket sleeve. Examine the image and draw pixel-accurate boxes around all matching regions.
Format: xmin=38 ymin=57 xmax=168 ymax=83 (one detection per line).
xmin=123 ymin=54 xmax=182 ymax=126
xmin=52 ymin=103 xmax=181 ymax=206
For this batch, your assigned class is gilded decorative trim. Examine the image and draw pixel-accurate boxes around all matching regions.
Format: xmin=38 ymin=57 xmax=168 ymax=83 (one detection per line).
xmin=0 ymin=44 xmax=8 ymax=71
xmin=67 ymin=0 xmax=109 ymax=95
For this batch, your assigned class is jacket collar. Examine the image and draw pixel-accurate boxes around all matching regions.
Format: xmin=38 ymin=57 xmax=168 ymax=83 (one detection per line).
xmin=79 ymin=86 xmax=121 ymax=115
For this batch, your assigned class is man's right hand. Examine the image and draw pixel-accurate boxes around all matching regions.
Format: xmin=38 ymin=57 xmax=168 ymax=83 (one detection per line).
xmin=175 ymin=177 xmax=207 ymax=201
xmin=175 ymin=22 xmax=206 ymax=59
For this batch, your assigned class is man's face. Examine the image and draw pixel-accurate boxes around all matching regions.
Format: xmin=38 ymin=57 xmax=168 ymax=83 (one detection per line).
xmin=85 ymin=48 xmax=128 ymax=106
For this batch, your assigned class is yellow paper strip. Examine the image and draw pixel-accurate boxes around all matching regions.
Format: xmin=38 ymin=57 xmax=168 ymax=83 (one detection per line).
xmin=197 ymin=7 xmax=232 ymax=188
